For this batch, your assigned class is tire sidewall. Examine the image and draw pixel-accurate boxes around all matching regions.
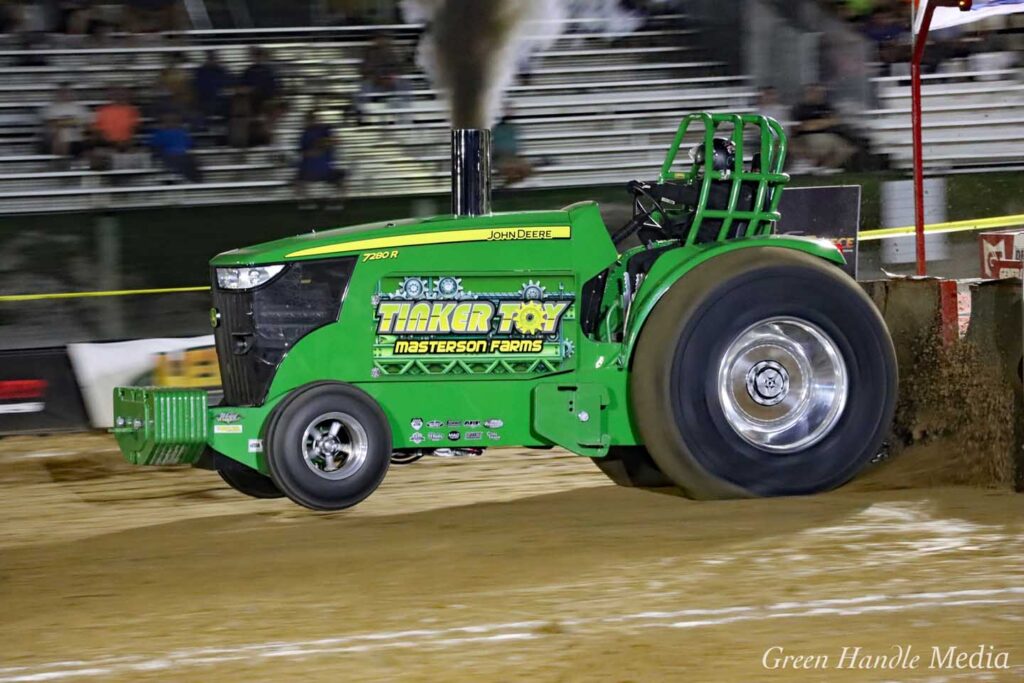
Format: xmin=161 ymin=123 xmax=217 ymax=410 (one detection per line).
xmin=635 ymin=248 xmax=897 ymax=497
xmin=267 ymin=383 xmax=392 ymax=511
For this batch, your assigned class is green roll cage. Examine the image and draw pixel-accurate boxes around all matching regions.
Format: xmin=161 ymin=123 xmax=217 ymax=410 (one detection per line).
xmin=659 ymin=113 xmax=790 ymax=243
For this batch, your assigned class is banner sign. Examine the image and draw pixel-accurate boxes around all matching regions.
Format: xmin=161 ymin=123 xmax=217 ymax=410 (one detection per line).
xmin=0 ymin=348 xmax=89 ymax=435
xmin=777 ymin=186 xmax=862 ymax=279
xmin=917 ymin=0 xmax=1024 ymax=32
xmin=979 ymin=229 xmax=1024 ymax=278
xmin=68 ymin=335 xmax=218 ymax=428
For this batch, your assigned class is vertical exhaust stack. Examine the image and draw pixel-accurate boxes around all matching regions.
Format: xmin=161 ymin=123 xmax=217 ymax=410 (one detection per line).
xmin=451 ymin=129 xmax=492 ymax=216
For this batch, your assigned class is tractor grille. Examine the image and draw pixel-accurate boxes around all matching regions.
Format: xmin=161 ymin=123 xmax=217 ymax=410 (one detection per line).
xmin=211 ymin=258 xmax=356 ymax=406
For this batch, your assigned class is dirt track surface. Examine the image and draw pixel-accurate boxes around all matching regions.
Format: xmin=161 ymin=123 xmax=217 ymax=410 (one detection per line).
xmin=0 ymin=435 xmax=1022 ymax=682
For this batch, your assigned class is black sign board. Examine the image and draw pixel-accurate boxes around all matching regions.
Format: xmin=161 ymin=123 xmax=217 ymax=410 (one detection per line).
xmin=0 ymin=348 xmax=90 ymax=435
xmin=777 ymin=185 xmax=861 ymax=279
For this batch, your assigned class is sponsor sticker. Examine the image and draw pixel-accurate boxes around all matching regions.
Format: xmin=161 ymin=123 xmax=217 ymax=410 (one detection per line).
xmin=465 ymin=431 xmax=483 ymax=441
xmin=487 ymin=431 xmax=501 ymax=441
xmin=248 ymin=439 xmax=264 ymax=453
xmin=447 ymin=420 xmax=461 ymax=427
xmin=410 ymin=432 xmax=425 ymax=445
xmin=213 ymin=424 xmax=243 ymax=434
xmin=484 ymin=419 xmax=504 ymax=429
xmin=447 ymin=430 xmax=461 ymax=441
xmin=370 ymin=276 xmax=576 ymax=375
xmin=464 ymin=420 xmax=481 ymax=428
xmin=410 ymin=417 xmax=424 ymax=430
xmin=428 ymin=432 xmax=443 ymax=442
xmin=427 ymin=420 xmax=444 ymax=428
xmin=216 ymin=412 xmax=242 ymax=424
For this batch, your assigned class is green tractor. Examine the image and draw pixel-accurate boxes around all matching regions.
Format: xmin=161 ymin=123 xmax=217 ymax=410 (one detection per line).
xmin=113 ymin=113 xmax=897 ymax=510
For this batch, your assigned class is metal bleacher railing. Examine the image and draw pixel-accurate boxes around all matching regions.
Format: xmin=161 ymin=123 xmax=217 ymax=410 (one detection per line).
xmin=864 ymin=67 xmax=1024 ymax=173
xmin=0 ymin=14 xmax=763 ymax=215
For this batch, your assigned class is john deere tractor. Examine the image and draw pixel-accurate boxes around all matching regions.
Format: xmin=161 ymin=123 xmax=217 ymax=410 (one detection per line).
xmin=113 ymin=113 xmax=897 ymax=510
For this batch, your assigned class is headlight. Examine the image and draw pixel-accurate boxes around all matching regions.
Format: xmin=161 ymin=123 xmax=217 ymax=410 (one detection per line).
xmin=216 ymin=265 xmax=286 ymax=290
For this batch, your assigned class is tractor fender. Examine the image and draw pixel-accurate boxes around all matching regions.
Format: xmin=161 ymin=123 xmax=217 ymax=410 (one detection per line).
xmin=621 ymin=236 xmax=846 ymax=362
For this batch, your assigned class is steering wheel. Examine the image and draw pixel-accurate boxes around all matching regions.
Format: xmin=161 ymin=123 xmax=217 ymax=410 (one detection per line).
xmin=612 ymin=180 xmax=671 ymax=247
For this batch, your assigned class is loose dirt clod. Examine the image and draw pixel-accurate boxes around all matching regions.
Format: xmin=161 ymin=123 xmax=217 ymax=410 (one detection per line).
xmin=862 ymin=325 xmax=1017 ymax=490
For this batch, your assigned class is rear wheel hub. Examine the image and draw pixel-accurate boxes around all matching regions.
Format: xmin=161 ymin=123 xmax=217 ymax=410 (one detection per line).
xmin=717 ymin=317 xmax=848 ymax=453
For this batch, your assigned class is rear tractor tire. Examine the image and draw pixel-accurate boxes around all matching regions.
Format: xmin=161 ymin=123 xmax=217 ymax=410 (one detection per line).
xmin=592 ymin=447 xmax=675 ymax=488
xmin=631 ymin=247 xmax=897 ymax=499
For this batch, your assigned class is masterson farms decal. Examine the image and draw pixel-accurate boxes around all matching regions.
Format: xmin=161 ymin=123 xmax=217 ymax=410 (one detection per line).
xmin=372 ymin=275 xmax=575 ymax=377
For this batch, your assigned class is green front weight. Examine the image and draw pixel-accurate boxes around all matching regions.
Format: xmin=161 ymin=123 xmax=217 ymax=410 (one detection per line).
xmin=112 ymin=387 xmax=209 ymax=466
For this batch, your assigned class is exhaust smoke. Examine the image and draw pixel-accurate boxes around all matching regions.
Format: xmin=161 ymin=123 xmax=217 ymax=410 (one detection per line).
xmin=401 ymin=0 xmax=660 ymax=215
xmin=401 ymin=0 xmax=566 ymax=128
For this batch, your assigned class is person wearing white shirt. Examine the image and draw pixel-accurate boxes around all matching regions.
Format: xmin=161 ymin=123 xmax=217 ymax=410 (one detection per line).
xmin=42 ymin=84 xmax=91 ymax=160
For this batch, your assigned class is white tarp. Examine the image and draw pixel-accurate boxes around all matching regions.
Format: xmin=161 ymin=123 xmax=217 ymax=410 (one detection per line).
xmin=67 ymin=335 xmax=214 ymax=428
xmin=916 ymin=0 xmax=1024 ymax=32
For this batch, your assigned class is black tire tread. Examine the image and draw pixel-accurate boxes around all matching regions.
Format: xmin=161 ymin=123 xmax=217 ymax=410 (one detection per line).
xmin=215 ymin=452 xmax=284 ymax=499
xmin=592 ymin=447 xmax=676 ymax=488
xmin=631 ymin=247 xmax=897 ymax=499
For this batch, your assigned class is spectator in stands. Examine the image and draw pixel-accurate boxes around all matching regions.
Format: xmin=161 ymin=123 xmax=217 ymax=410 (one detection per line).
xmin=758 ymin=87 xmax=791 ymax=126
xmin=862 ymin=7 xmax=910 ymax=64
xmin=54 ymin=0 xmax=91 ymax=34
xmin=41 ymin=83 xmax=91 ymax=163
xmin=193 ymin=50 xmax=232 ymax=128
xmin=241 ymin=47 xmax=280 ymax=114
xmin=91 ymin=87 xmax=140 ymax=169
xmin=240 ymin=46 xmax=282 ymax=141
xmin=156 ymin=52 xmax=192 ymax=116
xmin=5 ymin=0 xmax=47 ymax=33
xmin=354 ymin=34 xmax=409 ymax=124
xmin=227 ymin=86 xmax=270 ymax=149
xmin=791 ymin=84 xmax=856 ymax=172
xmin=493 ymin=116 xmax=534 ymax=187
xmin=0 ymin=2 xmax=18 ymax=33
xmin=125 ymin=0 xmax=184 ymax=33
xmin=149 ymin=111 xmax=203 ymax=183
xmin=12 ymin=30 xmax=47 ymax=65
xmin=834 ymin=0 xmax=878 ymax=22
xmin=295 ymin=109 xmax=345 ymax=197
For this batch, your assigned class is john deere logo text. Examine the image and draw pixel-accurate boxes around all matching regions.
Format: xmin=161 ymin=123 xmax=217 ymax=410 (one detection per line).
xmin=376 ymin=300 xmax=570 ymax=336
xmin=487 ymin=228 xmax=558 ymax=241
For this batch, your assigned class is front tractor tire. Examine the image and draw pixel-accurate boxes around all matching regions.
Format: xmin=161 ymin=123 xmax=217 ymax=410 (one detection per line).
xmin=632 ymin=248 xmax=897 ymax=499
xmin=266 ymin=383 xmax=392 ymax=511
xmin=215 ymin=452 xmax=284 ymax=499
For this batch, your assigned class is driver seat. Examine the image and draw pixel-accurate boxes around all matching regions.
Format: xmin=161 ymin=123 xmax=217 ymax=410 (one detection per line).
xmin=662 ymin=153 xmax=763 ymax=244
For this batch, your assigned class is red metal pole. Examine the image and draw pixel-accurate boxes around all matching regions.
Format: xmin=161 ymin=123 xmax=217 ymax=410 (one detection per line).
xmin=911 ymin=2 xmax=937 ymax=276
xmin=909 ymin=0 xmax=972 ymax=276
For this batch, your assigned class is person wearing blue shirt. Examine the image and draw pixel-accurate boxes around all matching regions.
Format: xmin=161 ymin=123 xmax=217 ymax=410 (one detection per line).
xmin=194 ymin=50 xmax=232 ymax=125
xmin=149 ymin=113 xmax=203 ymax=182
xmin=296 ymin=109 xmax=345 ymax=198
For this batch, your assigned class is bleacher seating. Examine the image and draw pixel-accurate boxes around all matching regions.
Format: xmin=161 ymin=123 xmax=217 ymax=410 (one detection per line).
xmin=2 ymin=13 xmax=1022 ymax=213
xmin=0 ymin=13 xmax=764 ymax=214
xmin=863 ymin=67 xmax=1024 ymax=172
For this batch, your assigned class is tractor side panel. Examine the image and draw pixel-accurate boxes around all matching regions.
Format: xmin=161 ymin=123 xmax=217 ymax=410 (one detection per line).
xmin=258 ymin=206 xmax=631 ymax=454
xmin=623 ymin=237 xmax=847 ymax=359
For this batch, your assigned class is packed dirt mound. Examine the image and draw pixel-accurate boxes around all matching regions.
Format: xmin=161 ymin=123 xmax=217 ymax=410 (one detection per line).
xmin=859 ymin=326 xmax=1017 ymax=491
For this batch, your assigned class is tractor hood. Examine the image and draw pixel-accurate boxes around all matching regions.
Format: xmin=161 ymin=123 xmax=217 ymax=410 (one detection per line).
xmin=210 ymin=210 xmax=572 ymax=267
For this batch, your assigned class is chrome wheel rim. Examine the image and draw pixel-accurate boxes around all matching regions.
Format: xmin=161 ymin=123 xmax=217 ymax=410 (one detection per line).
xmin=717 ymin=317 xmax=848 ymax=453
xmin=301 ymin=412 xmax=369 ymax=480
